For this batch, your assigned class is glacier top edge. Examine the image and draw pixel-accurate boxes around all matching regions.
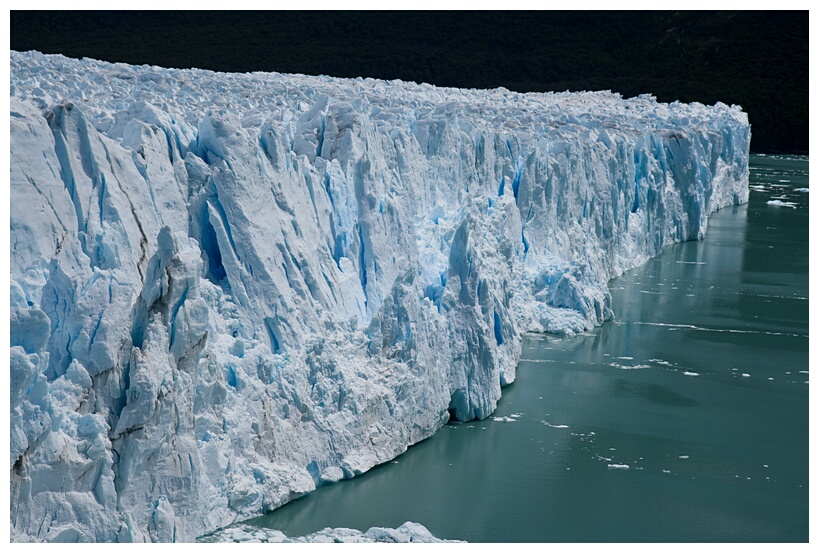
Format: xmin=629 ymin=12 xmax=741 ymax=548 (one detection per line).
xmin=11 ymin=50 xmax=748 ymax=135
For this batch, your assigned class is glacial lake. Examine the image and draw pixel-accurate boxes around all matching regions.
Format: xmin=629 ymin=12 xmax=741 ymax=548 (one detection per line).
xmin=244 ymin=155 xmax=809 ymax=542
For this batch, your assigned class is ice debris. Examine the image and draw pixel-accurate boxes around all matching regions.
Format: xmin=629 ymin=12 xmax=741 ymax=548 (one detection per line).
xmin=766 ymin=199 xmax=797 ymax=208
xmin=201 ymin=521 xmax=462 ymax=543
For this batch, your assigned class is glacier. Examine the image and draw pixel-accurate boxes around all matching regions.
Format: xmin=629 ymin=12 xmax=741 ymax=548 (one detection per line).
xmin=9 ymin=50 xmax=749 ymax=542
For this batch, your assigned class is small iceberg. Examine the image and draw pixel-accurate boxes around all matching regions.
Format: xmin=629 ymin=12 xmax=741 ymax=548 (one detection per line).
xmin=767 ymin=199 xmax=797 ymax=208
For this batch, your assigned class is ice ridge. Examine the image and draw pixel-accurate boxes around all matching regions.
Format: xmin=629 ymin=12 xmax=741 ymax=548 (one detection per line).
xmin=201 ymin=521 xmax=463 ymax=543
xmin=10 ymin=50 xmax=749 ymax=542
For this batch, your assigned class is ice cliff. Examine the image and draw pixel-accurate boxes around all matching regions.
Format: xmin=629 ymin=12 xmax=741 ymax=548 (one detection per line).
xmin=9 ymin=51 xmax=749 ymax=542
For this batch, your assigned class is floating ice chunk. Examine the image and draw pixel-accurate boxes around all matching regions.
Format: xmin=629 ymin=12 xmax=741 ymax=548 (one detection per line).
xmin=610 ymin=362 xmax=651 ymax=370
xmin=542 ymin=421 xmax=569 ymax=429
xmin=683 ymin=371 xmax=699 ymax=377
xmin=767 ymin=199 xmax=797 ymax=208
xmin=608 ymin=464 xmax=630 ymax=470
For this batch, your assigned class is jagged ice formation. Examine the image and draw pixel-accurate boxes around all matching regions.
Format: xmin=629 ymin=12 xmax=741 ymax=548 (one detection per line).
xmin=9 ymin=51 xmax=749 ymax=542
xmin=202 ymin=521 xmax=463 ymax=543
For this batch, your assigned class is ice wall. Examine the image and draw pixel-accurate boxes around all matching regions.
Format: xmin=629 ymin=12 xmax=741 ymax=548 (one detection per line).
xmin=9 ymin=51 xmax=749 ymax=542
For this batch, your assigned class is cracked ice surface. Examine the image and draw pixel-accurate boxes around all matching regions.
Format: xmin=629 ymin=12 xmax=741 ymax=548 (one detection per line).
xmin=10 ymin=50 xmax=749 ymax=542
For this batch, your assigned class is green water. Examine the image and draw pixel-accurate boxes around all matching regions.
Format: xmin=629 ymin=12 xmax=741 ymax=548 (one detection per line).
xmin=246 ymin=155 xmax=809 ymax=542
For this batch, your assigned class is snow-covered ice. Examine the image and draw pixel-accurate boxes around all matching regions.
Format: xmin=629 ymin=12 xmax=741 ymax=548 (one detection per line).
xmin=10 ymin=51 xmax=749 ymax=542
xmin=201 ymin=521 xmax=461 ymax=543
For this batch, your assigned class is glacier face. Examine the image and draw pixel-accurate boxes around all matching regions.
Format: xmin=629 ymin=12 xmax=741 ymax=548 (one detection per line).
xmin=9 ymin=50 xmax=749 ymax=542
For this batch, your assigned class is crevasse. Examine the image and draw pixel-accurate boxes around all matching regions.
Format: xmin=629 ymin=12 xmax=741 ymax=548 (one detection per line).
xmin=9 ymin=51 xmax=749 ymax=542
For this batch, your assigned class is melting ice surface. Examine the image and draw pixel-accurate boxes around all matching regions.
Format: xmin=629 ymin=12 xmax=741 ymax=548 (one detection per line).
xmin=244 ymin=155 xmax=808 ymax=542
xmin=10 ymin=51 xmax=749 ymax=542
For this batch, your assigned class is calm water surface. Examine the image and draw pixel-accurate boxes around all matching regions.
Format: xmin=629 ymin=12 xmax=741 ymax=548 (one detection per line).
xmin=245 ymin=155 xmax=809 ymax=542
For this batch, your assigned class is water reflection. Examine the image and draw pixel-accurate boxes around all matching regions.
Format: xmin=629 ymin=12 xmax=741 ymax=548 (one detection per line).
xmin=610 ymin=379 xmax=700 ymax=407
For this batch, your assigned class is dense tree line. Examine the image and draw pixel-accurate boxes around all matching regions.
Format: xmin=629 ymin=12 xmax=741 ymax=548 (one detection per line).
xmin=11 ymin=11 xmax=807 ymax=153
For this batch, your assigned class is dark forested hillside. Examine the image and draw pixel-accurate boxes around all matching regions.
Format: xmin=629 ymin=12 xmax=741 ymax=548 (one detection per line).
xmin=10 ymin=11 xmax=808 ymax=153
